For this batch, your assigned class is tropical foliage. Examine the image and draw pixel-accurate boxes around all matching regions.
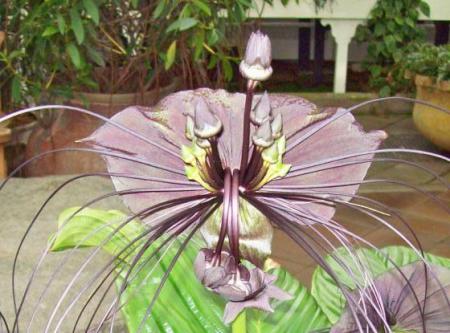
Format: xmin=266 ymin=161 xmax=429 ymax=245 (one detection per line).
xmin=51 ymin=207 xmax=450 ymax=332
xmin=356 ymin=0 xmax=431 ymax=96
xmin=402 ymin=43 xmax=450 ymax=82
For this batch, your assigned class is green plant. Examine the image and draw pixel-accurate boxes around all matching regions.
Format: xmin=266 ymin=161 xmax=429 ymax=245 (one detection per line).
xmin=50 ymin=207 xmax=331 ymax=332
xmin=402 ymin=43 xmax=450 ymax=82
xmin=50 ymin=207 xmax=450 ymax=332
xmin=0 ymin=0 xmax=278 ymax=110
xmin=356 ymin=0 xmax=431 ymax=96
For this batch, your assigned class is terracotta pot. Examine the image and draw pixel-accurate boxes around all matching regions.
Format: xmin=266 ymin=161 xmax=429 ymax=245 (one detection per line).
xmin=412 ymin=74 xmax=450 ymax=152
xmin=25 ymin=78 xmax=180 ymax=176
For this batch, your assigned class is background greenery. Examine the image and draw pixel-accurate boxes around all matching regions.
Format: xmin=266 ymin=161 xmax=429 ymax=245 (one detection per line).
xmin=355 ymin=0 xmax=432 ymax=96
xmin=403 ymin=43 xmax=450 ymax=82
xmin=0 ymin=0 xmax=290 ymax=110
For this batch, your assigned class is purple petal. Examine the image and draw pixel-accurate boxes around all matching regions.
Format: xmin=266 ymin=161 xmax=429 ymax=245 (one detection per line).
xmin=83 ymin=105 xmax=205 ymax=221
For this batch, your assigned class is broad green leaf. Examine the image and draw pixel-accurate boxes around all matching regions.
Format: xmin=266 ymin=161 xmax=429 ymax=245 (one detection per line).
xmin=118 ymin=237 xmax=228 ymax=333
xmin=51 ymin=207 xmax=331 ymax=332
xmin=247 ymin=268 xmax=330 ymax=333
xmin=164 ymin=40 xmax=177 ymax=70
xmin=166 ymin=17 xmax=198 ymax=33
xmin=66 ymin=43 xmax=82 ymax=69
xmin=50 ymin=207 xmax=145 ymax=258
xmin=42 ymin=26 xmax=59 ymax=37
xmin=50 ymin=207 xmax=227 ymax=333
xmin=311 ymin=246 xmax=450 ymax=324
xmin=382 ymin=246 xmax=450 ymax=268
xmin=70 ymin=8 xmax=85 ymax=44
xmin=83 ymin=0 xmax=100 ymax=25
xmin=311 ymin=247 xmax=388 ymax=323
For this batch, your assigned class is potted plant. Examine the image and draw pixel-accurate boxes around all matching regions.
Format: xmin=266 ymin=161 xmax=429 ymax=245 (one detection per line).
xmin=0 ymin=0 xmax=272 ymax=175
xmin=403 ymin=43 xmax=450 ymax=151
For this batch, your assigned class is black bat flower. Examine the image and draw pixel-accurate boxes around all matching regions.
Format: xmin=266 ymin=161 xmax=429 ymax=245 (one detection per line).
xmin=0 ymin=31 xmax=449 ymax=332
xmin=331 ymin=262 xmax=450 ymax=333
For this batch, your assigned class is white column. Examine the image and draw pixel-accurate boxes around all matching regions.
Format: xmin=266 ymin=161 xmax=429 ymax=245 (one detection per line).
xmin=321 ymin=19 xmax=363 ymax=93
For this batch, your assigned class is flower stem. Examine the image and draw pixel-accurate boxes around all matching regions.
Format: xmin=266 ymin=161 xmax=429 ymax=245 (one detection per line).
xmin=231 ymin=310 xmax=247 ymax=333
xmin=239 ymin=81 xmax=255 ymax=182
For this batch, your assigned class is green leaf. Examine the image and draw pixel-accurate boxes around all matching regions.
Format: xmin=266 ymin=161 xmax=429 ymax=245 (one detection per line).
xmin=83 ymin=0 xmax=100 ymax=25
xmin=50 ymin=207 xmax=330 ymax=332
xmin=405 ymin=17 xmax=415 ymax=28
xmin=50 ymin=207 xmax=227 ymax=332
xmin=311 ymin=247 xmax=388 ymax=323
xmin=379 ymin=85 xmax=391 ymax=97
xmin=57 ymin=14 xmax=66 ymax=34
xmin=87 ymin=47 xmax=105 ymax=67
xmin=50 ymin=207 xmax=145 ymax=257
xmin=207 ymin=29 xmax=220 ymax=46
xmin=42 ymin=26 xmax=59 ymax=37
xmin=247 ymin=268 xmax=330 ymax=332
xmin=311 ymin=246 xmax=450 ymax=324
xmin=192 ymin=30 xmax=205 ymax=60
xmin=374 ymin=24 xmax=385 ymax=36
xmin=192 ymin=0 xmax=211 ymax=15
xmin=70 ymin=8 xmax=85 ymax=44
xmin=152 ymin=0 xmax=166 ymax=18
xmin=164 ymin=40 xmax=177 ymax=70
xmin=66 ymin=43 xmax=82 ymax=69
xmin=166 ymin=17 xmax=198 ymax=33
xmin=419 ymin=1 xmax=431 ymax=17
xmin=382 ymin=246 xmax=450 ymax=268
xmin=11 ymin=76 xmax=21 ymax=102
xmin=369 ymin=65 xmax=382 ymax=78
xmin=221 ymin=58 xmax=233 ymax=82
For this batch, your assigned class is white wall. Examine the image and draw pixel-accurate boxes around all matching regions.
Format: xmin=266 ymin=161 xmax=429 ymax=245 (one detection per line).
xmin=263 ymin=20 xmax=443 ymax=62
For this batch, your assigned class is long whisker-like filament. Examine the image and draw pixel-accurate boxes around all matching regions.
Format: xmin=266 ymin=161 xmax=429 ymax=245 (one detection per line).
xmin=0 ymin=105 xmax=180 ymax=158
xmin=284 ymin=156 xmax=449 ymax=189
xmin=1 ymin=147 xmax=185 ymax=190
xmin=69 ymin=211 xmax=203 ymax=332
xmin=286 ymin=96 xmax=450 ymax=153
xmin=256 ymin=189 xmax=450 ymax=319
xmin=13 ymin=191 xmax=214 ymax=332
xmin=257 ymin=196 xmax=391 ymax=329
xmin=261 ymin=177 xmax=450 ymax=214
xmin=244 ymin=195 xmax=382 ymax=332
xmin=9 ymin=171 xmax=201 ymax=330
xmin=88 ymin=206 xmax=211 ymax=333
xmin=96 ymin=203 xmax=219 ymax=333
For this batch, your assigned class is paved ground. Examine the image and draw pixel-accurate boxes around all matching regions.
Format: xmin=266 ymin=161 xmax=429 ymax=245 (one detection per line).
xmin=0 ymin=111 xmax=448 ymax=330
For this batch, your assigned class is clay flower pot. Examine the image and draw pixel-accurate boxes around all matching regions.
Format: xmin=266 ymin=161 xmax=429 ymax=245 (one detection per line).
xmin=25 ymin=78 xmax=180 ymax=176
xmin=412 ymin=74 xmax=450 ymax=152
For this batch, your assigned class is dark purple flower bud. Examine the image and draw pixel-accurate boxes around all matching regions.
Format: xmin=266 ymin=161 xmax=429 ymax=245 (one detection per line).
xmin=251 ymin=91 xmax=272 ymax=126
xmin=332 ymin=262 xmax=450 ymax=333
xmin=253 ymin=119 xmax=274 ymax=148
xmin=193 ymin=99 xmax=222 ymax=139
xmin=271 ymin=113 xmax=283 ymax=139
xmin=239 ymin=31 xmax=273 ymax=81
xmin=194 ymin=249 xmax=292 ymax=324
